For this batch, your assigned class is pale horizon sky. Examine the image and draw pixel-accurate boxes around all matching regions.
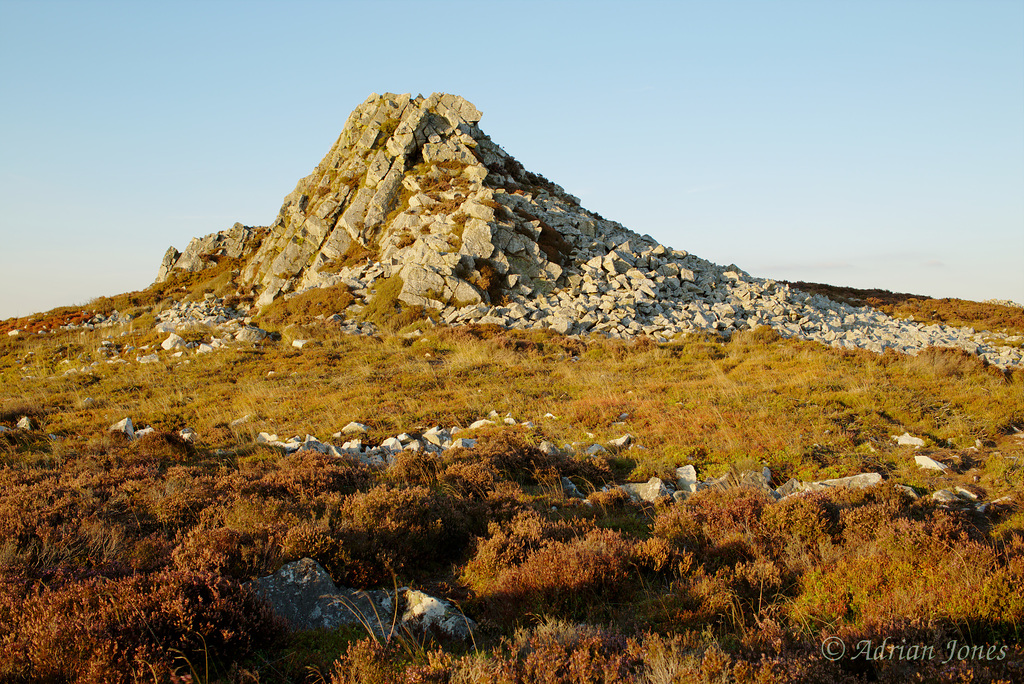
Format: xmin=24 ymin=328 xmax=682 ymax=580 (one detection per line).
xmin=1 ymin=0 xmax=1022 ymax=320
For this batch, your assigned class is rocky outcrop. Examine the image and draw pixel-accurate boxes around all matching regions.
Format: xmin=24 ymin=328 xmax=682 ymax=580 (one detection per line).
xmin=229 ymin=92 xmax=603 ymax=310
xmin=156 ymin=222 xmax=262 ymax=283
xmin=151 ymin=93 xmax=1024 ymax=370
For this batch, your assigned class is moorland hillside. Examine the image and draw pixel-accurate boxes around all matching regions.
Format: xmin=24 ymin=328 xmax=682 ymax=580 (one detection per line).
xmin=0 ymin=93 xmax=1021 ymax=683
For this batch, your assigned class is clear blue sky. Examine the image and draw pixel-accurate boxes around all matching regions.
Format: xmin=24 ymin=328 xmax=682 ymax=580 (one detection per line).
xmin=1 ymin=0 xmax=1022 ymax=319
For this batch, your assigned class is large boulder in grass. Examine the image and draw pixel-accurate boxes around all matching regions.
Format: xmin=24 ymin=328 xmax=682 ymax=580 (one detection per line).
xmin=253 ymin=558 xmax=393 ymax=635
xmin=253 ymin=558 xmax=476 ymax=641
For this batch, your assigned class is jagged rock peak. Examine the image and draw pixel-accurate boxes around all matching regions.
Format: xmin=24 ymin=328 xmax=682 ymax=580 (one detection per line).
xmin=229 ymin=92 xmax=626 ymax=308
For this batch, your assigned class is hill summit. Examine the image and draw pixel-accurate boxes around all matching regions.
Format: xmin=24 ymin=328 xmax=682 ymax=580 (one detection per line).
xmin=155 ymin=92 xmax=1023 ymax=369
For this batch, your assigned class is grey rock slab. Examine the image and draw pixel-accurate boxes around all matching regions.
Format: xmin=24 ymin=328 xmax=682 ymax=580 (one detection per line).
xmin=954 ymin=486 xmax=979 ymax=501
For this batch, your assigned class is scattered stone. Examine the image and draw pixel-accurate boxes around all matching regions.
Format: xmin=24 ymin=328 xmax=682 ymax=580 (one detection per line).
xmin=954 ymin=486 xmax=979 ymax=501
xmin=561 ymin=477 xmax=584 ymax=499
xmin=137 ymin=354 xmax=160 ymax=364
xmin=236 ymin=326 xmax=268 ymax=343
xmin=619 ymin=477 xmax=672 ymax=503
xmin=109 ymin=417 xmax=135 ymax=440
xmin=381 ymin=437 xmax=403 ymax=451
xmin=161 ymin=333 xmax=186 ymax=351
xmin=134 ymin=427 xmax=155 ymax=439
xmin=342 ymin=421 xmax=370 ymax=435
xmin=799 ymin=472 xmax=883 ymax=493
xmin=79 ymin=397 xmax=98 ymax=409
xmin=292 ymin=339 xmax=309 ymax=349
xmin=468 ymin=419 xmax=495 ymax=430
xmin=255 ymin=559 xmax=476 ymax=640
xmin=737 ymin=469 xmax=776 ymax=498
xmin=16 ymin=416 xmax=33 ymax=430
xmin=607 ymin=434 xmax=633 ymax=449
xmin=538 ymin=441 xmax=560 ymax=457
xmin=179 ymin=427 xmax=198 ymax=443
xmin=450 ymin=437 xmax=476 ymax=449
xmin=229 ymin=414 xmax=253 ymax=428
xmin=401 ymin=589 xmax=476 ymax=641
xmin=894 ymin=432 xmax=926 ymax=448
xmin=894 ymin=484 xmax=919 ymax=499
xmin=675 ymin=465 xmax=698 ymax=493
xmin=932 ymin=489 xmax=958 ymax=503
xmin=915 ymin=454 xmax=949 ymax=472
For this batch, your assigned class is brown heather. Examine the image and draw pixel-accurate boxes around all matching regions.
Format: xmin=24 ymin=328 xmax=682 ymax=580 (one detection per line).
xmin=0 ymin=284 xmax=1022 ymax=682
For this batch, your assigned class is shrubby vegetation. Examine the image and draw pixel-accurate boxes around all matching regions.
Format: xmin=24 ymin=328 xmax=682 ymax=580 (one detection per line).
xmin=0 ymin=288 xmax=1022 ymax=682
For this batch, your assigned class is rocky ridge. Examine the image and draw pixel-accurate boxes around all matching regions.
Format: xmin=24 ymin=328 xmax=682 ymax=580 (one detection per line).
xmin=153 ymin=92 xmax=1024 ymax=369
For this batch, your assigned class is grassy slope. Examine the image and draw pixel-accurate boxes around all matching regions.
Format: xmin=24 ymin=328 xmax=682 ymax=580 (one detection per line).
xmin=0 ymin=281 xmax=1022 ymax=683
